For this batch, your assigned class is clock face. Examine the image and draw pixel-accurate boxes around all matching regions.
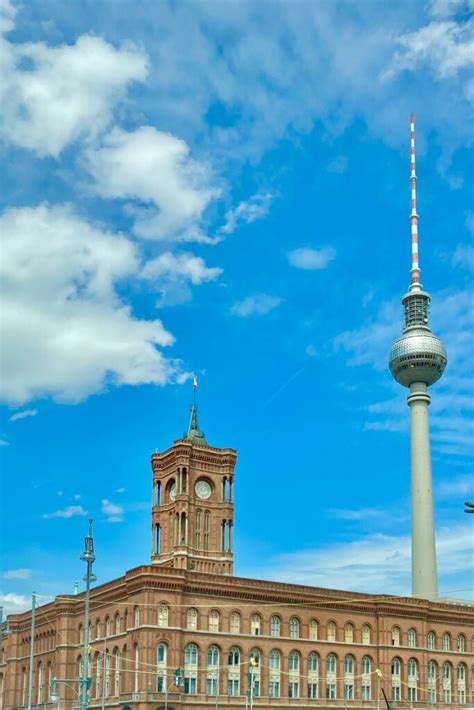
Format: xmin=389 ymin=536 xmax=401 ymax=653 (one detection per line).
xmin=169 ymin=482 xmax=176 ymax=501
xmin=195 ymin=480 xmax=211 ymax=500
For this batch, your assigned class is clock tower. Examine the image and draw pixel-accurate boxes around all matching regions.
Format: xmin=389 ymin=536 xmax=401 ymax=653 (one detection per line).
xmin=150 ymin=403 xmax=237 ymax=574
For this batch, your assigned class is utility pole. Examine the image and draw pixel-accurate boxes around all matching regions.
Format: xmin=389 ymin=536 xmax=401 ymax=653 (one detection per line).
xmin=80 ymin=520 xmax=96 ymax=710
xmin=27 ymin=592 xmax=37 ymax=710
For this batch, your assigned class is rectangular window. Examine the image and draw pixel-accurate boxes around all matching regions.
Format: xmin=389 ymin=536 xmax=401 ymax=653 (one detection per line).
xmin=362 ymin=684 xmax=371 ymax=701
xmin=288 ymin=681 xmax=299 ymax=698
xmin=184 ymin=677 xmax=196 ymax=695
xmin=269 ymin=680 xmax=280 ymax=698
xmin=156 ymin=675 xmax=164 ymax=692
xmin=326 ymin=683 xmax=336 ymax=699
xmin=459 ymin=689 xmax=466 ymax=705
xmin=345 ymin=683 xmax=354 ymax=700
xmin=253 ymin=679 xmax=260 ymax=697
xmin=391 ymin=686 xmax=401 ymax=701
xmin=228 ymin=679 xmax=239 ymax=696
xmin=408 ymin=687 xmax=416 ymax=702
xmin=443 ymin=689 xmax=451 ymax=704
xmin=428 ymin=689 xmax=436 ymax=704
xmin=308 ymin=682 xmax=318 ymax=699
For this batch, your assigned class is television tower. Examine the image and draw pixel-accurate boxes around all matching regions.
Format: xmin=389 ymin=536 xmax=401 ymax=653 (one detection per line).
xmin=389 ymin=114 xmax=447 ymax=599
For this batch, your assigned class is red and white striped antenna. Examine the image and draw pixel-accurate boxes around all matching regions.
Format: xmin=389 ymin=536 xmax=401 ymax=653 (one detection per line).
xmin=409 ymin=112 xmax=421 ymax=289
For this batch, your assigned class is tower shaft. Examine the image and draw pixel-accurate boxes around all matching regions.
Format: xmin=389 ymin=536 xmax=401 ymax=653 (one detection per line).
xmin=408 ymin=383 xmax=438 ymax=598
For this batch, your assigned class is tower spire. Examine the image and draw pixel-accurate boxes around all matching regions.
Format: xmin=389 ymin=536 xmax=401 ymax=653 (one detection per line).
xmin=409 ymin=113 xmax=421 ymax=290
xmin=184 ymin=374 xmax=207 ymax=445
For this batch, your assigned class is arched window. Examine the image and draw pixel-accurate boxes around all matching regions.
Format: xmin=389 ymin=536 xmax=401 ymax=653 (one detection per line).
xmin=207 ymin=645 xmax=219 ymax=666
xmin=228 ymin=647 xmax=240 ymax=666
xmin=361 ymin=656 xmax=372 ymax=700
xmin=391 ymin=658 xmax=401 ymax=676
xmin=428 ymin=661 xmax=437 ymax=679
xmin=408 ymin=658 xmax=418 ymax=678
xmin=267 ymin=648 xmax=279 ymax=671
xmin=184 ymin=643 xmax=198 ymax=665
xmin=105 ymin=617 xmax=111 ymax=637
xmin=443 ymin=662 xmax=452 ymax=680
xmin=408 ymin=628 xmax=417 ymax=648
xmin=326 ymin=654 xmax=337 ymax=700
xmin=133 ymin=644 xmax=139 ymax=693
xmin=96 ymin=620 xmax=102 ymax=639
xmin=79 ymin=624 xmax=84 ymax=644
xmin=183 ymin=644 xmax=198 ymax=695
xmin=443 ymin=662 xmax=452 ymax=704
xmin=391 ymin=626 xmax=400 ymax=646
xmin=195 ymin=509 xmax=202 ymax=549
xmin=327 ymin=622 xmax=336 ymax=642
xmin=228 ymin=647 xmax=240 ymax=696
xmin=206 ymin=646 xmax=219 ymax=695
xmin=204 ymin=511 xmax=210 ymax=551
xmin=37 ymin=662 xmax=43 ymax=704
xmin=308 ymin=652 xmax=318 ymax=699
xmin=344 ymin=655 xmax=354 ymax=674
xmin=157 ymin=643 xmax=167 ymax=664
xmin=309 ymin=619 xmax=318 ymax=641
xmin=270 ymin=615 xmax=281 ymax=637
xmin=443 ymin=632 xmax=451 ymax=651
xmin=186 ymin=608 xmax=197 ymax=631
xmin=344 ymin=623 xmax=354 ymax=643
xmin=95 ymin=652 xmax=102 ymax=699
xmin=308 ymin=652 xmax=318 ymax=672
xmin=249 ymin=649 xmax=261 ymax=697
xmin=290 ymin=617 xmax=299 ymax=639
xmin=457 ymin=634 xmax=466 ymax=652
xmin=104 ymin=652 xmax=111 ymax=697
xmin=115 ymin=614 xmax=121 ymax=635
xmin=362 ymin=656 xmax=371 ymax=674
xmin=289 ymin=651 xmax=300 ymax=698
xmin=457 ymin=664 xmax=465 ymax=681
xmin=362 ymin=624 xmax=371 ymax=644
xmin=250 ymin=613 xmax=261 ymax=636
xmin=154 ymin=480 xmax=161 ymax=506
xmin=158 ymin=603 xmax=169 ymax=627
xmin=289 ymin=651 xmax=300 ymax=671
xmin=208 ymin=610 xmax=220 ymax=633
xmin=230 ymin=611 xmax=240 ymax=634
xmin=113 ymin=648 xmax=120 ymax=695
xmin=134 ymin=606 xmax=140 ymax=627
xmin=21 ymin=667 xmax=27 ymax=706
xmin=427 ymin=631 xmax=436 ymax=650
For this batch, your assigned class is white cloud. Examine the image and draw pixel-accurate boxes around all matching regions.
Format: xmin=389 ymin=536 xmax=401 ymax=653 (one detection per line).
xmin=452 ymin=244 xmax=474 ymax=270
xmin=142 ymin=251 xmax=222 ymax=306
xmin=231 ymin=293 xmax=283 ymax=317
xmin=0 ymin=204 xmax=179 ymax=405
xmin=0 ymin=439 xmax=9 ymax=446
xmin=42 ymin=505 xmax=87 ymax=519
xmin=115 ymin=487 xmax=126 ymax=494
xmin=220 ymin=192 xmax=273 ymax=234
xmin=101 ymin=499 xmax=124 ymax=523
xmin=9 ymin=409 xmax=38 ymax=423
xmin=386 ymin=17 xmax=474 ymax=81
xmin=0 ymin=0 xmax=16 ymax=34
xmin=2 ymin=568 xmax=32 ymax=579
xmin=244 ymin=523 xmax=474 ymax=597
xmin=287 ymin=247 xmax=336 ymax=270
xmin=0 ymin=593 xmax=32 ymax=615
xmin=0 ymin=34 xmax=147 ymax=156
xmin=85 ymin=126 xmax=219 ymax=242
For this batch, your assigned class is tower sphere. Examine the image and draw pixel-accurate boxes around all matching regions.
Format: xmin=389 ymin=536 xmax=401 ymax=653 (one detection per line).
xmin=389 ymin=326 xmax=447 ymax=388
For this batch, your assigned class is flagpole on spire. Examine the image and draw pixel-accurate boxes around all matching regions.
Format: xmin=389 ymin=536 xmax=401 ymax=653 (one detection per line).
xmin=193 ymin=373 xmax=197 ymax=408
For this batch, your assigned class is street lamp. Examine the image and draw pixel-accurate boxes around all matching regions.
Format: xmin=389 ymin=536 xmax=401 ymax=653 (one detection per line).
xmin=79 ymin=520 xmax=96 ymax=710
xmin=49 ymin=676 xmax=81 ymax=710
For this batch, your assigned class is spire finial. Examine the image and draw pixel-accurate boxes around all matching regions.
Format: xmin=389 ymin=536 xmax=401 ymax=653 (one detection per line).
xmin=409 ymin=112 xmax=421 ymax=290
xmin=184 ymin=373 xmax=207 ymax=445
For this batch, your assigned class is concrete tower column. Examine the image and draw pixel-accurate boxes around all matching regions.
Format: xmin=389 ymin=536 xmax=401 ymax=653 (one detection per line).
xmin=407 ymin=382 xmax=437 ymax=598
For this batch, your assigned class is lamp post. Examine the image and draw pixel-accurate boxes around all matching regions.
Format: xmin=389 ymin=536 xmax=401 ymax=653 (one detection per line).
xmin=49 ymin=677 xmax=81 ymax=710
xmin=79 ymin=520 xmax=96 ymax=710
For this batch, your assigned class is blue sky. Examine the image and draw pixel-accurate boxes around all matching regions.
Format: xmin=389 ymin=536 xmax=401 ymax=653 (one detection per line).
xmin=0 ymin=0 xmax=473 ymax=615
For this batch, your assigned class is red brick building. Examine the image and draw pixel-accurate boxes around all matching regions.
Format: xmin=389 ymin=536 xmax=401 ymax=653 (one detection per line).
xmin=1 ymin=410 xmax=473 ymax=709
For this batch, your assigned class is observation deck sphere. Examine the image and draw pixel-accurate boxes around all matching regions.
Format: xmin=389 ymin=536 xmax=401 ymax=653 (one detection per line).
xmin=389 ymin=328 xmax=447 ymax=387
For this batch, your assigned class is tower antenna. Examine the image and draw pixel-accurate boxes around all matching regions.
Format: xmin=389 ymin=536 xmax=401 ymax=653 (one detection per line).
xmin=409 ymin=113 xmax=421 ymax=290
